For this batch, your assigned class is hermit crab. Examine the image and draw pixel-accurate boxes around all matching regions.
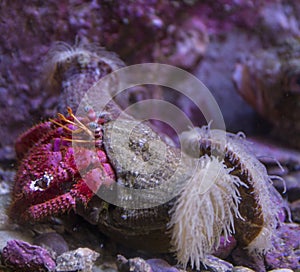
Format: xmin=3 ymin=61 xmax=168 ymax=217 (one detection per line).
xmin=10 ymin=42 xmax=281 ymax=270
xmin=11 ymin=106 xmax=116 ymax=221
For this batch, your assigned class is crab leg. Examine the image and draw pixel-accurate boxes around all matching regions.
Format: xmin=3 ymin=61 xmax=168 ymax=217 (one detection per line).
xmin=24 ymin=192 xmax=76 ymax=221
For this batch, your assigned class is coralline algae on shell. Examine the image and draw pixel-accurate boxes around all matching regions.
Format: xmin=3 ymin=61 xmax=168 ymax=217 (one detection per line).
xmin=1 ymin=239 xmax=56 ymax=272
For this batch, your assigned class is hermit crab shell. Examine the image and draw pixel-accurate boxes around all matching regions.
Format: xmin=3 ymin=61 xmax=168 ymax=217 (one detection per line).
xmin=77 ymin=124 xmax=279 ymax=268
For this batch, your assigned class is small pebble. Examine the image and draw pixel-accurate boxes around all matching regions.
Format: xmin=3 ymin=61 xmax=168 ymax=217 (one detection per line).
xmin=204 ymin=255 xmax=233 ymax=272
xmin=233 ymin=267 xmax=255 ymax=272
xmin=117 ymin=255 xmax=152 ymax=272
xmin=56 ymin=247 xmax=99 ymax=272
xmin=147 ymin=259 xmax=179 ymax=272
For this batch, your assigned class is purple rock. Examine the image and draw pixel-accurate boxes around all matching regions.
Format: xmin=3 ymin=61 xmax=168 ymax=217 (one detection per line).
xmin=265 ymin=223 xmax=300 ymax=270
xmin=212 ymin=236 xmax=237 ymax=259
xmin=33 ymin=232 xmax=69 ymax=257
xmin=1 ymin=239 xmax=56 ymax=272
xmin=146 ymin=259 xmax=179 ymax=272
xmin=231 ymin=247 xmax=266 ymax=272
xmin=117 ymin=255 xmax=153 ymax=272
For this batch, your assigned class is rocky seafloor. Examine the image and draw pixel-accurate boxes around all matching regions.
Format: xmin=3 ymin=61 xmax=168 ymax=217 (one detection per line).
xmin=0 ymin=1 xmax=300 ymax=271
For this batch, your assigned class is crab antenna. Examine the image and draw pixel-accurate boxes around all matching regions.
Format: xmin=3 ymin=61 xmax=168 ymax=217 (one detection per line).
xmin=66 ymin=107 xmax=94 ymax=138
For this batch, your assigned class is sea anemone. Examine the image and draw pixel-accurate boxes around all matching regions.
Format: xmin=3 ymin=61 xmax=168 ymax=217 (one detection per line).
xmin=169 ymin=126 xmax=280 ymax=269
xmin=44 ymin=40 xmax=124 ymax=113
xmin=169 ymin=155 xmax=245 ymax=269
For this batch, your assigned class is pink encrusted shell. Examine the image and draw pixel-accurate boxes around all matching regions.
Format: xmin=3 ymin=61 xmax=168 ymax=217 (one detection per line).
xmin=1 ymin=239 xmax=56 ymax=272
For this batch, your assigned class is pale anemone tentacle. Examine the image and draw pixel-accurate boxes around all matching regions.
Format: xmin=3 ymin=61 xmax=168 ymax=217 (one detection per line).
xmin=170 ymin=126 xmax=281 ymax=270
xmin=43 ymin=40 xmax=126 ymax=116
xmin=169 ymin=155 xmax=246 ymax=270
xmin=44 ymin=40 xmax=125 ymax=95
xmin=46 ymin=40 xmax=124 ymax=72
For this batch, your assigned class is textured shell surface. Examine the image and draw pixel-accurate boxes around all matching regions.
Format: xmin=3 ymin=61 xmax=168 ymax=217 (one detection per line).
xmin=78 ymin=123 xmax=280 ymax=269
xmin=103 ymin=120 xmax=183 ymax=189
xmin=46 ymin=41 xmax=125 ymax=114
xmin=99 ymin=118 xmax=195 ymax=210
